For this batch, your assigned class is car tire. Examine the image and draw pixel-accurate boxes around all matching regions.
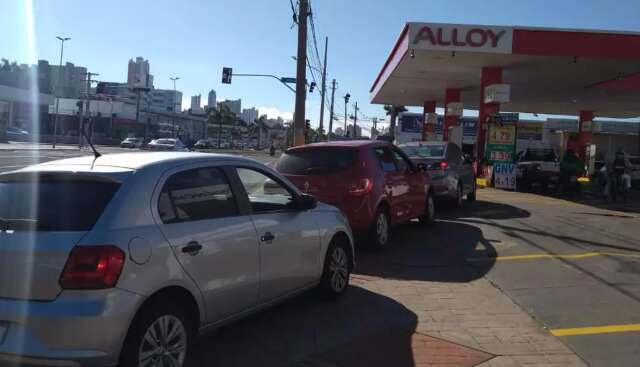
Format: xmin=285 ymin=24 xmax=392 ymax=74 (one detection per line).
xmin=119 ymin=299 xmax=194 ymax=367
xmin=467 ymin=180 xmax=476 ymax=202
xmin=418 ymin=192 xmax=436 ymax=225
xmin=369 ymin=206 xmax=391 ymax=249
xmin=318 ymin=239 xmax=352 ymax=299
xmin=454 ymin=183 xmax=463 ymax=208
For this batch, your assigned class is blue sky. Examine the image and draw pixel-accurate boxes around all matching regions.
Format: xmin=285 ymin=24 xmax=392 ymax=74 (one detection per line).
xmin=2 ymin=0 xmax=640 ymax=131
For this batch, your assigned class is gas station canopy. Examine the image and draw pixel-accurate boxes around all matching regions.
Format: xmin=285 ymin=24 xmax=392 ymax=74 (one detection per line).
xmin=370 ymin=22 xmax=640 ymax=118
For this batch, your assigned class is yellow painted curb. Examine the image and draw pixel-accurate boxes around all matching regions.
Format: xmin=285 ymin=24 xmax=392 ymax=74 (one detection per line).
xmin=551 ymin=323 xmax=640 ymax=336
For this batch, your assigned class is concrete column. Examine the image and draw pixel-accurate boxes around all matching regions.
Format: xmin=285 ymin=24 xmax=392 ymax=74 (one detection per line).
xmin=577 ymin=110 xmax=594 ymax=159
xmin=478 ymin=67 xmax=502 ymax=160
xmin=443 ymin=89 xmax=460 ymax=141
xmin=422 ymin=100 xmax=436 ymax=141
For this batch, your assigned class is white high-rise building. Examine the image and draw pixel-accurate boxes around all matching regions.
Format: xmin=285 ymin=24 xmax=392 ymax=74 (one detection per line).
xmin=241 ymin=107 xmax=259 ymax=123
xmin=191 ymin=94 xmax=201 ymax=110
xmin=218 ymin=99 xmax=241 ymax=115
xmin=127 ymin=57 xmax=152 ymax=88
xmin=207 ymin=89 xmax=216 ymax=109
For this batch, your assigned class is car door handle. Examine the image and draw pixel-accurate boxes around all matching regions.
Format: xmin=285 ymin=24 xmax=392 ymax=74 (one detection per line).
xmin=260 ymin=232 xmax=275 ymax=244
xmin=182 ymin=241 xmax=202 ymax=256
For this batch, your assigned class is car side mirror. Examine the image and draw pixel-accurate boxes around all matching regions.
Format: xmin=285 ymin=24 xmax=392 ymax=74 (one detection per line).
xmin=295 ymin=194 xmax=317 ymax=211
xmin=416 ymin=163 xmax=428 ymax=172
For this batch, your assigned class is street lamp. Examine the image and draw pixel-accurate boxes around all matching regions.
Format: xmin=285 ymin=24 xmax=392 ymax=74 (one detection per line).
xmin=53 ymin=36 xmax=70 ymax=148
xmin=170 ymin=77 xmax=180 ymax=138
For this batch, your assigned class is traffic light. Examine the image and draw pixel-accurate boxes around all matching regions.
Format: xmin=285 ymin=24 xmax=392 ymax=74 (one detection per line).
xmin=222 ymin=67 xmax=232 ymax=84
xmin=344 ymin=93 xmax=350 ymax=103
xmin=305 ymin=119 xmax=311 ymax=131
xmin=309 ymin=82 xmax=316 ymax=93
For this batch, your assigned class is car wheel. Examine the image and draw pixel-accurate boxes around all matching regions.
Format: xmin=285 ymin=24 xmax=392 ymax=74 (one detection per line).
xmin=369 ymin=207 xmax=390 ymax=249
xmin=119 ymin=300 xmax=193 ymax=367
xmin=419 ymin=192 xmax=436 ymax=225
xmin=454 ymin=183 xmax=463 ymax=208
xmin=467 ymin=180 xmax=476 ymax=202
xmin=318 ymin=239 xmax=352 ymax=298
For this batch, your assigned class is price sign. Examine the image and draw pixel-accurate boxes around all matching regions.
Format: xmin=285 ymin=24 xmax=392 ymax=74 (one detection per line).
xmin=494 ymin=163 xmax=516 ymax=190
xmin=487 ymin=124 xmax=517 ymax=164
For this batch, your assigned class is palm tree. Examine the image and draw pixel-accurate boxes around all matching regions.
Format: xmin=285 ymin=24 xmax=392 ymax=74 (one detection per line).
xmin=254 ymin=115 xmax=268 ymax=149
xmin=383 ymin=104 xmax=407 ymax=142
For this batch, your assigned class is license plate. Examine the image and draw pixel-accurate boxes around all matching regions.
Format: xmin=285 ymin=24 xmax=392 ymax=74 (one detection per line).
xmin=0 ymin=322 xmax=7 ymax=344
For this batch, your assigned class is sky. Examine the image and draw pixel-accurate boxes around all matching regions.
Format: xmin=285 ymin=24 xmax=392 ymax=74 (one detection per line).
xmin=2 ymin=0 xmax=640 ymax=133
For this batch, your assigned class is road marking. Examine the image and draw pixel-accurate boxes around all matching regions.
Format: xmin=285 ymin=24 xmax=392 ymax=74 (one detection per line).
xmin=467 ymin=251 xmax=640 ymax=262
xmin=551 ymin=323 xmax=640 ymax=336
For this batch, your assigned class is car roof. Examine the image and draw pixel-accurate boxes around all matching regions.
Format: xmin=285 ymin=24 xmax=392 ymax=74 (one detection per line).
xmin=400 ymin=141 xmax=448 ymax=147
xmin=15 ymin=152 xmax=254 ymax=172
xmin=286 ymin=140 xmax=388 ymax=152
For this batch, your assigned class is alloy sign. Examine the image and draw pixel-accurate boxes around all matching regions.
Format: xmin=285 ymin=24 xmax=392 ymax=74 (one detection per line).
xmin=409 ymin=23 xmax=513 ymax=54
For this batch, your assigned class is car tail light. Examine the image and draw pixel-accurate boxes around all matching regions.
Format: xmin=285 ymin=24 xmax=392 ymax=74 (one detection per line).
xmin=60 ymin=246 xmax=125 ymax=289
xmin=430 ymin=161 xmax=449 ymax=170
xmin=348 ymin=178 xmax=374 ymax=196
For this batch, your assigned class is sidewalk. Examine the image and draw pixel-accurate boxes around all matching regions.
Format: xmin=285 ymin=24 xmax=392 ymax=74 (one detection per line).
xmin=0 ymin=141 xmax=80 ymax=151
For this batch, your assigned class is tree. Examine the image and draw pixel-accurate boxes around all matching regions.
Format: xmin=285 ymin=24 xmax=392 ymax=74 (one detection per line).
xmin=383 ymin=104 xmax=407 ymax=142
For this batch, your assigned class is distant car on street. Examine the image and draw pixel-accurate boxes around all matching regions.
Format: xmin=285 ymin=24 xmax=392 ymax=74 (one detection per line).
xmin=120 ymin=137 xmax=143 ymax=149
xmin=275 ymin=140 xmax=434 ymax=249
xmin=399 ymin=141 xmax=476 ymax=207
xmin=516 ymin=148 xmax=561 ymax=191
xmin=5 ymin=126 xmax=30 ymax=140
xmin=193 ymin=139 xmax=215 ymax=149
xmin=0 ymin=152 xmax=354 ymax=367
xmin=147 ymin=138 xmax=189 ymax=151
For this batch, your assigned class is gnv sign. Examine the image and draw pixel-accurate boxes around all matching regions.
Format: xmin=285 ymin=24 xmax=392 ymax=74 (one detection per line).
xmin=409 ymin=23 xmax=513 ymax=54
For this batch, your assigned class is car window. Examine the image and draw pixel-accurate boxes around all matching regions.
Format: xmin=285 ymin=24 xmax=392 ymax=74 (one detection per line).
xmin=373 ymin=147 xmax=397 ymax=172
xmin=391 ymin=149 xmax=410 ymax=171
xmin=158 ymin=167 xmax=237 ymax=224
xmin=447 ymin=144 xmax=461 ymax=162
xmin=236 ymin=168 xmax=295 ymax=213
xmin=276 ymin=148 xmax=358 ymax=175
xmin=0 ymin=173 xmax=121 ymax=231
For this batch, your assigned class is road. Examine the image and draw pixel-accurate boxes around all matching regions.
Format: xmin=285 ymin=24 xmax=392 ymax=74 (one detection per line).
xmin=459 ymin=190 xmax=640 ymax=367
xmin=1 ymin=146 xmax=638 ymax=366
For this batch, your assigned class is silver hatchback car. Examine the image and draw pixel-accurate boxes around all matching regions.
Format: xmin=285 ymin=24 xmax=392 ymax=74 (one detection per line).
xmin=0 ymin=152 xmax=354 ymax=367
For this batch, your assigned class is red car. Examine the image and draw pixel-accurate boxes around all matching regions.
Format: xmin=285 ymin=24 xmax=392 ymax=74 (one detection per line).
xmin=275 ymin=141 xmax=434 ymax=248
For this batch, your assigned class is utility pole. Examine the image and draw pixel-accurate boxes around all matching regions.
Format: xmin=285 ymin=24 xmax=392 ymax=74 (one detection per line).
xmin=80 ymin=72 xmax=99 ymax=149
xmin=293 ymin=0 xmax=309 ymax=146
xmin=53 ymin=36 xmax=70 ymax=149
xmin=353 ymin=101 xmax=359 ymax=138
xmin=328 ymin=79 xmax=336 ymax=140
xmin=318 ymin=36 xmax=328 ymax=139
xmin=170 ymin=77 xmax=180 ymax=139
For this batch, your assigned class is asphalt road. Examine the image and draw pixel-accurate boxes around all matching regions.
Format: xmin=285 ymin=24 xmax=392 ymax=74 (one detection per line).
xmin=1 ymin=146 xmax=638 ymax=366
xmin=450 ymin=190 xmax=640 ymax=367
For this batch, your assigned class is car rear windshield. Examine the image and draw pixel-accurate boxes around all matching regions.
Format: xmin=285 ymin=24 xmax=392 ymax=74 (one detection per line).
xmin=0 ymin=173 xmax=121 ymax=231
xmin=523 ymin=150 xmax=557 ymax=162
xmin=276 ymin=148 xmax=358 ymax=175
xmin=400 ymin=145 xmax=445 ymax=158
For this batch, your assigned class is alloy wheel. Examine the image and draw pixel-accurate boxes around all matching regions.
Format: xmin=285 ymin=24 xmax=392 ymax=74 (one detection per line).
xmin=376 ymin=212 xmax=389 ymax=245
xmin=329 ymin=247 xmax=349 ymax=292
xmin=139 ymin=315 xmax=187 ymax=367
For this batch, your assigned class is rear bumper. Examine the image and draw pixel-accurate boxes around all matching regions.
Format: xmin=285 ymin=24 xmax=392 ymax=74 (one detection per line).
xmin=430 ymin=176 xmax=455 ymax=199
xmin=0 ymin=288 xmax=143 ymax=367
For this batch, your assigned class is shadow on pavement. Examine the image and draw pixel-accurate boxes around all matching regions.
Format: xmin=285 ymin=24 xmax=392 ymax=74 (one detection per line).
xmin=439 ymin=199 xmax=531 ymax=221
xmin=186 ymin=286 xmax=418 ymax=367
xmin=354 ymin=218 xmax=497 ymax=283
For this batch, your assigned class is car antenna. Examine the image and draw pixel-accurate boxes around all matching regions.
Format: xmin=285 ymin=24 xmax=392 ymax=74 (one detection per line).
xmin=82 ymin=121 xmax=101 ymax=159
